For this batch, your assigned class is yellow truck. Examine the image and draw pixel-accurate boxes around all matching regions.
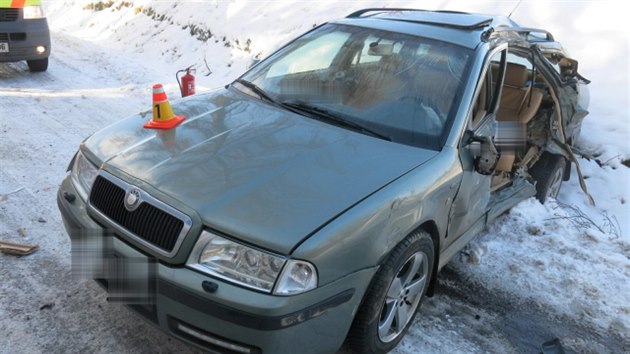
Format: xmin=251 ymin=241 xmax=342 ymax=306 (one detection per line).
xmin=0 ymin=0 xmax=50 ymax=71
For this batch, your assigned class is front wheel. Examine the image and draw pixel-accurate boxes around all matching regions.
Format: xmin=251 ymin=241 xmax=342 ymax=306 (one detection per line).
xmin=27 ymin=58 xmax=48 ymax=72
xmin=344 ymin=230 xmax=434 ymax=353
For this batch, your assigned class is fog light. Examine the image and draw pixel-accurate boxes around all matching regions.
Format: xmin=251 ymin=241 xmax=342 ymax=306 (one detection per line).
xmin=176 ymin=323 xmax=252 ymax=353
xmin=36 ymin=46 xmax=46 ymax=54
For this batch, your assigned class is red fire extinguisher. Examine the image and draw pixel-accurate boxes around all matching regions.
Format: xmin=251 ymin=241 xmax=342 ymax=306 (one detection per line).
xmin=176 ymin=65 xmax=196 ymax=97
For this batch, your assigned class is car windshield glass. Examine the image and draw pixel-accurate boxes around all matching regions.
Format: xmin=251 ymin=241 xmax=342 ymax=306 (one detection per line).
xmin=240 ymin=23 xmax=473 ymax=149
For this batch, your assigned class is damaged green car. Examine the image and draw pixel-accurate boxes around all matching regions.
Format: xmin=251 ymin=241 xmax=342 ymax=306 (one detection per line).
xmin=58 ymin=9 xmax=589 ymax=354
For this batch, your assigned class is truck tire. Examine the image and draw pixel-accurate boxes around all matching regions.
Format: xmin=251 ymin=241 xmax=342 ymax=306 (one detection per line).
xmin=27 ymin=58 xmax=48 ymax=72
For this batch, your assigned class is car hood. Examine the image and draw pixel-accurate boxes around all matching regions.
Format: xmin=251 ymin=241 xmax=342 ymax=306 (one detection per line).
xmin=84 ymin=88 xmax=437 ymax=254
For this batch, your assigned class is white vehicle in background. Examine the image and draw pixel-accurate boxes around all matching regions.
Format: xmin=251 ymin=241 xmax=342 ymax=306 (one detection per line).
xmin=0 ymin=0 xmax=50 ymax=71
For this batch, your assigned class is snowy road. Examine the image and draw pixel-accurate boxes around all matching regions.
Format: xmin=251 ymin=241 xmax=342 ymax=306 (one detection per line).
xmin=0 ymin=32 xmax=201 ymax=354
xmin=1 ymin=20 xmax=628 ymax=354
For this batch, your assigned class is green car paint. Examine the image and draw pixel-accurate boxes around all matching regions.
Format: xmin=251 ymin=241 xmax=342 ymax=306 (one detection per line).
xmin=58 ymin=9 xmax=589 ymax=353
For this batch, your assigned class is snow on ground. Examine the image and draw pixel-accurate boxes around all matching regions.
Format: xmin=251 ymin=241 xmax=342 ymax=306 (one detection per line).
xmin=459 ymin=197 xmax=630 ymax=333
xmin=1 ymin=0 xmax=629 ymax=353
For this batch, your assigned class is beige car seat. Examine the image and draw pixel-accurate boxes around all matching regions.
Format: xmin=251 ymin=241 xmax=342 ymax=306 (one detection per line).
xmin=494 ymin=63 xmax=543 ymax=172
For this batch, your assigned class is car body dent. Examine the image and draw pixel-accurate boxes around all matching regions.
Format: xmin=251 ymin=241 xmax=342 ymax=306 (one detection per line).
xmin=499 ymin=40 xmax=589 ymax=149
xmin=506 ymin=44 xmax=592 ymax=200
xmin=295 ymin=146 xmax=461 ymax=285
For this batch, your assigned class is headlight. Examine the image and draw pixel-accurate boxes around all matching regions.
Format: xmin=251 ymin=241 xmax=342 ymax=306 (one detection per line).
xmin=23 ymin=6 xmax=45 ymax=19
xmin=71 ymin=150 xmax=99 ymax=200
xmin=188 ymin=231 xmax=318 ymax=295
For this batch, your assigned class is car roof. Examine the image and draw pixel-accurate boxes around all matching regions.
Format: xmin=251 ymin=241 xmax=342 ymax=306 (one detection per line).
xmin=334 ymin=9 xmax=555 ymax=50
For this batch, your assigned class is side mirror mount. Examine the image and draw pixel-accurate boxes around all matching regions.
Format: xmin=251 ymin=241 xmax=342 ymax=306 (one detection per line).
xmin=465 ymin=130 xmax=499 ymax=175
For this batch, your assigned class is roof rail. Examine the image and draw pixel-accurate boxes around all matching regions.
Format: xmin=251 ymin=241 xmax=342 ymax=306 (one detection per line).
xmin=346 ymin=8 xmax=474 ymax=19
xmin=394 ymin=17 xmax=492 ymax=30
xmin=488 ymin=26 xmax=555 ymax=42
xmin=346 ymin=8 xmax=492 ymax=30
xmin=346 ymin=8 xmax=428 ymax=18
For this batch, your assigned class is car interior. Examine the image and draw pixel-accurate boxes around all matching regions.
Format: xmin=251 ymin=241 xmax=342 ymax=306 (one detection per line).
xmin=259 ymin=29 xmax=472 ymax=149
xmin=478 ymin=52 xmax=558 ymax=191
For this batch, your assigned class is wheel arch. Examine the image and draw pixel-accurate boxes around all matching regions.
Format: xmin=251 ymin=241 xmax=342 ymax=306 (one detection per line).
xmin=378 ymin=220 xmax=441 ymax=297
xmin=343 ymin=220 xmax=439 ymax=352
xmin=414 ymin=220 xmax=440 ymax=297
xmin=355 ymin=219 xmax=441 ymax=309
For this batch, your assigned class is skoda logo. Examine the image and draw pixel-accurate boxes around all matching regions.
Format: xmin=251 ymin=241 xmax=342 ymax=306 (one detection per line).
xmin=124 ymin=189 xmax=142 ymax=211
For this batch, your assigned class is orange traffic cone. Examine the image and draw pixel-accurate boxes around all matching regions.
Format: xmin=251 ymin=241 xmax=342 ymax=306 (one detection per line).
xmin=144 ymin=84 xmax=185 ymax=129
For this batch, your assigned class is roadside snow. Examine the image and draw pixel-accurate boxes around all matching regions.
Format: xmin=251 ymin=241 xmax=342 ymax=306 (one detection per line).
xmin=1 ymin=0 xmax=628 ymax=353
xmin=460 ymin=198 xmax=630 ymax=333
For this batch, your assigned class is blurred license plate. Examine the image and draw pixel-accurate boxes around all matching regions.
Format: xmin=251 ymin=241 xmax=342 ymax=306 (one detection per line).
xmin=106 ymin=252 xmax=156 ymax=304
xmin=0 ymin=43 xmax=8 ymax=53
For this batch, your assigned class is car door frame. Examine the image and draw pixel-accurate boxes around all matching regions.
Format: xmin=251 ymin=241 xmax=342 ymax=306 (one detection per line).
xmin=439 ymin=44 xmax=508 ymax=264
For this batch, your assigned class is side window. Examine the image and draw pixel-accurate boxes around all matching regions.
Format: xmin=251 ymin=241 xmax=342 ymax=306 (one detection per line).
xmin=471 ymin=49 xmax=506 ymax=127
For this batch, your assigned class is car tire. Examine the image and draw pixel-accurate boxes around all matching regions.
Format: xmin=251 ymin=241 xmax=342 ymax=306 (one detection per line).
xmin=530 ymin=153 xmax=566 ymax=203
xmin=344 ymin=230 xmax=434 ymax=354
xmin=27 ymin=58 xmax=48 ymax=72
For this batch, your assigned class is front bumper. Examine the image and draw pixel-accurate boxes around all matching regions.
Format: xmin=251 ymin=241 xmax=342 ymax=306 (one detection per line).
xmin=57 ymin=175 xmax=376 ymax=354
xmin=0 ymin=18 xmax=50 ymax=63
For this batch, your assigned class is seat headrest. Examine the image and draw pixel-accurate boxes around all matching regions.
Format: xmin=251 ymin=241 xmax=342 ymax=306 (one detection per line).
xmin=504 ymin=63 xmax=528 ymax=87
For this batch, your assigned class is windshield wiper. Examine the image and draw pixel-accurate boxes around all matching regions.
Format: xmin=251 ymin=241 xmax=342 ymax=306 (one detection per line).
xmin=232 ymin=83 xmax=391 ymax=142
xmin=233 ymin=79 xmax=277 ymax=104
xmin=282 ymin=101 xmax=391 ymax=141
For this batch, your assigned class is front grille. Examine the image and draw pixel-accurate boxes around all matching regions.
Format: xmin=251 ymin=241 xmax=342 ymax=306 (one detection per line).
xmin=0 ymin=9 xmax=19 ymax=22
xmin=0 ymin=33 xmax=8 ymax=41
xmin=90 ymin=176 xmax=185 ymax=253
xmin=10 ymin=32 xmax=26 ymax=41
